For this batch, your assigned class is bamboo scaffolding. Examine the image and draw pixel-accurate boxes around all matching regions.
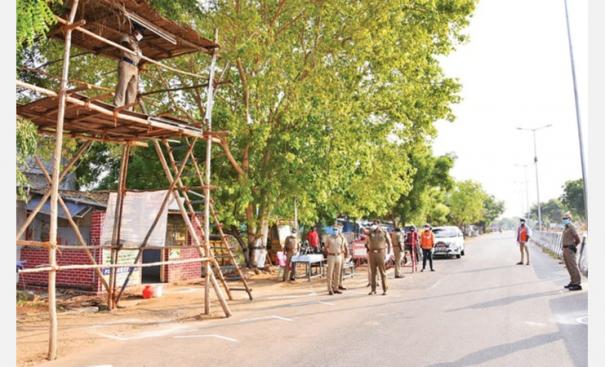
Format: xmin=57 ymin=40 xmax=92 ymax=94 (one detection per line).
xmin=107 ymin=144 xmax=130 ymax=310
xmin=32 ymin=156 xmax=112 ymax=294
xmin=16 ymin=80 xmax=221 ymax=141
xmin=56 ymin=16 xmax=208 ymax=79
xmin=161 ymin=139 xmax=233 ymax=301
xmin=16 ymin=141 xmax=93 ymax=241
xmin=113 ymin=138 xmax=198 ymax=304
xmin=16 ymin=4 xmax=232 ymax=360
xmin=18 ymin=256 xmax=211 ymax=274
xmin=152 ymin=139 xmax=232 ymax=317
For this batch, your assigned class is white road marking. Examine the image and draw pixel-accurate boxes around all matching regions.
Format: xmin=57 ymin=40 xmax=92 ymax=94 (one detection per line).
xmin=240 ymin=315 xmax=293 ymax=322
xmin=289 ymin=300 xmax=334 ymax=307
xmin=266 ymin=292 xmax=317 ymax=300
xmin=174 ymin=334 xmax=238 ymax=342
xmin=92 ymin=325 xmax=190 ymax=341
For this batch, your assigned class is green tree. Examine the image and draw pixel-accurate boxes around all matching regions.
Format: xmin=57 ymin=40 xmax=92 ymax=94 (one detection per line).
xmin=479 ymin=194 xmax=505 ymax=227
xmin=20 ymin=0 xmax=477 ymax=264
xmin=529 ymin=198 xmax=565 ymax=227
xmin=17 ymin=0 xmax=59 ymax=52
xmin=560 ymin=178 xmax=585 ymax=221
xmin=447 ymin=180 xmax=487 ymax=227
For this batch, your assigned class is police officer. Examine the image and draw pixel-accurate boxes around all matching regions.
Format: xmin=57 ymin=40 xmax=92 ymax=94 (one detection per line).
xmin=391 ymin=228 xmax=404 ymax=278
xmin=114 ymin=23 xmax=144 ymax=109
xmin=326 ymin=226 xmax=347 ymax=295
xmin=367 ymin=221 xmax=392 ymax=295
xmin=282 ymin=229 xmax=299 ymax=282
xmin=561 ymin=212 xmax=582 ymax=291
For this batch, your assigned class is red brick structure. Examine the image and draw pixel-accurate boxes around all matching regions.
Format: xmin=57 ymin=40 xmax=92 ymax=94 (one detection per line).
xmin=19 ymin=209 xmax=106 ymax=293
xmin=162 ymin=214 xmax=204 ymax=282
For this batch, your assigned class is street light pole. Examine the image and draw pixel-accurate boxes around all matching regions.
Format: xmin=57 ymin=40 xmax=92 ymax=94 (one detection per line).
xmin=563 ymin=0 xmax=589 ymax=222
xmin=517 ymin=124 xmax=552 ymax=231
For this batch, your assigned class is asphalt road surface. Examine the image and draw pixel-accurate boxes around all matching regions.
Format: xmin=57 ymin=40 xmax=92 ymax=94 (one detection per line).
xmin=37 ymin=231 xmax=588 ymax=367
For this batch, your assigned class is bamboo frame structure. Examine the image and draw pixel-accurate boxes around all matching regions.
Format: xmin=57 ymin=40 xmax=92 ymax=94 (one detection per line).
xmin=15 ymin=1 xmax=240 ymax=360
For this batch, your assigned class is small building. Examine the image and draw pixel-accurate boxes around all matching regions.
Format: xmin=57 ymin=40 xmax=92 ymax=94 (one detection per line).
xmin=18 ymin=190 xmax=219 ymax=293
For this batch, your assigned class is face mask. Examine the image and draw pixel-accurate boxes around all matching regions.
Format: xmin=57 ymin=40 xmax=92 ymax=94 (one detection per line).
xmin=135 ymin=33 xmax=143 ymax=41
xmin=562 ymin=218 xmax=571 ymax=225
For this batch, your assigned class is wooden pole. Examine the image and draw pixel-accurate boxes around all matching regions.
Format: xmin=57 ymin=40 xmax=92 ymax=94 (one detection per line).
xmin=47 ymin=0 xmax=79 ymax=360
xmin=108 ymin=145 xmax=130 ymax=310
xmin=19 ymin=256 xmax=212 ymax=273
xmin=204 ymin=30 xmax=219 ymax=315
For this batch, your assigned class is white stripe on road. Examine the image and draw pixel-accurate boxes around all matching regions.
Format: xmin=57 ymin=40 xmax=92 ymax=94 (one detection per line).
xmin=240 ymin=315 xmax=293 ymax=322
xmin=174 ymin=334 xmax=238 ymax=342
xmin=266 ymin=292 xmax=317 ymax=300
xmin=289 ymin=300 xmax=334 ymax=307
xmin=92 ymin=325 xmax=190 ymax=341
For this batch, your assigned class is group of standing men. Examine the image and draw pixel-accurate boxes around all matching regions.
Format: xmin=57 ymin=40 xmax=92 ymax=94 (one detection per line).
xmin=281 ymin=221 xmax=441 ymax=296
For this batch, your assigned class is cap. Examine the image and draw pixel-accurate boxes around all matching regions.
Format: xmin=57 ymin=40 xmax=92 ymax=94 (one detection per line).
xmin=563 ymin=211 xmax=572 ymax=219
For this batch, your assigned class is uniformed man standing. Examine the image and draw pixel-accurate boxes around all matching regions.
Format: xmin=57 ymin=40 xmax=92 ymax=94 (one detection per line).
xmin=561 ymin=212 xmax=582 ymax=291
xmin=367 ymin=222 xmax=392 ymax=295
xmin=391 ymin=228 xmax=404 ymax=279
xmin=114 ymin=23 xmax=144 ymax=110
xmin=338 ymin=227 xmax=350 ymax=291
xmin=282 ymin=229 xmax=299 ymax=282
xmin=325 ymin=226 xmax=347 ymax=295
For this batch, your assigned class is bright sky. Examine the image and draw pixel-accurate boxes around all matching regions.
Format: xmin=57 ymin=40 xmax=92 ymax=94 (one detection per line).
xmin=434 ymin=0 xmax=588 ymax=218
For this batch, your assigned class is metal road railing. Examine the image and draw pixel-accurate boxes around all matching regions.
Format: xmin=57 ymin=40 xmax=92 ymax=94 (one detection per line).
xmin=532 ymin=230 xmax=588 ymax=277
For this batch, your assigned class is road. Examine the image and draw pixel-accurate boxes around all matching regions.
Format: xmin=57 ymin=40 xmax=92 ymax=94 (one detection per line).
xmin=36 ymin=231 xmax=587 ymax=367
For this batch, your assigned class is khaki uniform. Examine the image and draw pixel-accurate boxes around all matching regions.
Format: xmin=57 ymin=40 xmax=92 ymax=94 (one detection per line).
xmin=561 ymin=224 xmax=581 ymax=285
xmin=368 ymin=228 xmax=392 ymax=293
xmin=282 ymin=235 xmax=299 ymax=281
xmin=339 ymin=235 xmax=350 ymax=287
xmin=391 ymin=232 xmax=404 ymax=277
xmin=326 ymin=234 xmax=347 ymax=292
xmin=114 ymin=34 xmax=142 ymax=109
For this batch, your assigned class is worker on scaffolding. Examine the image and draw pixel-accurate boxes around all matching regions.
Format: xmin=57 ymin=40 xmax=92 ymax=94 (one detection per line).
xmin=114 ymin=23 xmax=144 ymax=110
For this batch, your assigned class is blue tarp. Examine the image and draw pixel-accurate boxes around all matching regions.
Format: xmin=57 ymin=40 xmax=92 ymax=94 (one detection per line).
xmin=26 ymin=197 xmax=90 ymax=219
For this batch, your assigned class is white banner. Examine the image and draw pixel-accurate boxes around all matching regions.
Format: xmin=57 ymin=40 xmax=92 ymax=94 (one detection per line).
xmin=101 ymin=190 xmax=174 ymax=248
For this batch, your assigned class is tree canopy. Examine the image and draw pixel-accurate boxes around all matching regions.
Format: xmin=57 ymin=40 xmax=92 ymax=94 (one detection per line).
xmin=17 ymin=1 xmax=489 ymax=253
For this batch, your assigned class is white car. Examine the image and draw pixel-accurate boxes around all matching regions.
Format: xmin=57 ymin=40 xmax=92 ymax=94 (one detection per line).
xmin=432 ymin=226 xmax=465 ymax=258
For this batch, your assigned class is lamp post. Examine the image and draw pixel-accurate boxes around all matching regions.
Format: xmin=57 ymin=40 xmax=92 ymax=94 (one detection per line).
xmin=517 ymin=124 xmax=552 ymax=230
xmin=563 ymin=0 xmax=589 ymax=222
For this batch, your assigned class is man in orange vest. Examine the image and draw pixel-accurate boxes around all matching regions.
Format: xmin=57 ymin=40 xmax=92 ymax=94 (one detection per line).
xmin=420 ymin=224 xmax=435 ymax=272
xmin=516 ymin=218 xmax=531 ymax=265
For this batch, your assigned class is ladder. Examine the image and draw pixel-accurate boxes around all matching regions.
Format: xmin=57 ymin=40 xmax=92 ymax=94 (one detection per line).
xmin=208 ymin=203 xmax=253 ymax=300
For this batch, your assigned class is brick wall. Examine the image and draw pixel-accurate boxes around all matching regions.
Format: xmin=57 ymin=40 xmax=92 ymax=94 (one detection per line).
xmin=19 ymin=209 xmax=105 ymax=293
xmin=163 ymin=214 xmax=203 ymax=282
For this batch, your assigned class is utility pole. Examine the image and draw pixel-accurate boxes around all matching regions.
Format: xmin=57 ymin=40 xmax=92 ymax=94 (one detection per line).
xmin=517 ymin=124 xmax=552 ymax=231
xmin=563 ymin=0 xmax=589 ymax=222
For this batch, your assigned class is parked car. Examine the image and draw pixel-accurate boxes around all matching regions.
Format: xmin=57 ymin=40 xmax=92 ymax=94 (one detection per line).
xmin=432 ymin=226 xmax=465 ymax=258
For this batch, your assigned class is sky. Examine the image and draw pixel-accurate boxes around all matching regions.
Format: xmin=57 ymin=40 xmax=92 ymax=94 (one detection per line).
xmin=434 ymin=0 xmax=588 ymax=218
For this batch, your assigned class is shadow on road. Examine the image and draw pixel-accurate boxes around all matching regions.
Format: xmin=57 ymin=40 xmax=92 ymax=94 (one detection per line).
xmin=446 ymin=290 xmax=561 ymax=313
xmin=549 ymin=293 xmax=587 ymax=367
xmin=428 ymin=332 xmax=562 ymax=367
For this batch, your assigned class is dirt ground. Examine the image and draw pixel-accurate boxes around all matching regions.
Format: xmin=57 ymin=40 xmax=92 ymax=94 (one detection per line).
xmin=17 ymin=264 xmax=371 ymax=366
